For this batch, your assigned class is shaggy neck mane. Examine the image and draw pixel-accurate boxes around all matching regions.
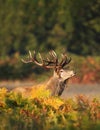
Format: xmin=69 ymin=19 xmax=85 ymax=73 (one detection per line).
xmin=46 ymin=76 xmax=68 ymax=96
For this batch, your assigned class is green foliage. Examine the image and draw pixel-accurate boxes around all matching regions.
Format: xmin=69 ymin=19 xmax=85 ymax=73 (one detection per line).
xmin=0 ymin=0 xmax=99 ymax=57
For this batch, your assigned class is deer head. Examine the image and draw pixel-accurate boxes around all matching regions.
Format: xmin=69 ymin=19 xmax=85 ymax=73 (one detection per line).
xmin=22 ymin=50 xmax=75 ymax=96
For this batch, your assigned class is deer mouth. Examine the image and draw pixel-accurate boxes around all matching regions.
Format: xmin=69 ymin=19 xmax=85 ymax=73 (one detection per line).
xmin=72 ymin=73 xmax=76 ymax=77
xmin=68 ymin=72 xmax=76 ymax=79
xmin=70 ymin=73 xmax=76 ymax=78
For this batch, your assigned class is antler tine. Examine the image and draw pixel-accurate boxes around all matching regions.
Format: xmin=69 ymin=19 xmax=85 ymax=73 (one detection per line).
xmin=32 ymin=50 xmax=46 ymax=67
xmin=51 ymin=50 xmax=57 ymax=58
xmin=38 ymin=51 xmax=55 ymax=66
xmin=21 ymin=58 xmax=31 ymax=63
xmin=59 ymin=53 xmax=66 ymax=65
xmin=38 ymin=53 xmax=44 ymax=64
xmin=21 ymin=50 xmax=33 ymax=63
xmin=63 ymin=57 xmax=71 ymax=67
xmin=50 ymin=50 xmax=58 ymax=65
xmin=60 ymin=53 xmax=71 ymax=68
xmin=29 ymin=50 xmax=32 ymax=59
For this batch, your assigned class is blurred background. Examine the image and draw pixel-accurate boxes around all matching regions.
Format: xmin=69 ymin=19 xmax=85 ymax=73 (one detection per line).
xmin=0 ymin=0 xmax=100 ymax=84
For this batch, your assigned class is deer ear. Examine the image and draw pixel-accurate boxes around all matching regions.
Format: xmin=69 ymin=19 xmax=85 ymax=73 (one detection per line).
xmin=54 ymin=67 xmax=62 ymax=78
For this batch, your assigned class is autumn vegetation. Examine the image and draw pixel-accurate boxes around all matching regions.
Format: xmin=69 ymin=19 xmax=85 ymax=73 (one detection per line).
xmin=0 ymin=87 xmax=100 ymax=130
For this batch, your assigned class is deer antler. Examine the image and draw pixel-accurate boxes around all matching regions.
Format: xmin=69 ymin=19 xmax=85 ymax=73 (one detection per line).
xmin=60 ymin=53 xmax=71 ymax=68
xmin=21 ymin=51 xmax=43 ymax=65
xmin=21 ymin=50 xmax=58 ymax=69
xmin=21 ymin=50 xmax=71 ymax=69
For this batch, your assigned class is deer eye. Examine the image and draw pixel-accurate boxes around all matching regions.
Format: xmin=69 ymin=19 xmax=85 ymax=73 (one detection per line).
xmin=60 ymin=70 xmax=63 ymax=73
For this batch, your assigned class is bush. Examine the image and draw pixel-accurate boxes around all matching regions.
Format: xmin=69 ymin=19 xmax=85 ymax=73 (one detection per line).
xmin=0 ymin=87 xmax=100 ymax=130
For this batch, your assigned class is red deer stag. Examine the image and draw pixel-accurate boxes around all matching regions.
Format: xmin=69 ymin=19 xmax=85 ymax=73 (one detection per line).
xmin=20 ymin=50 xmax=75 ymax=96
